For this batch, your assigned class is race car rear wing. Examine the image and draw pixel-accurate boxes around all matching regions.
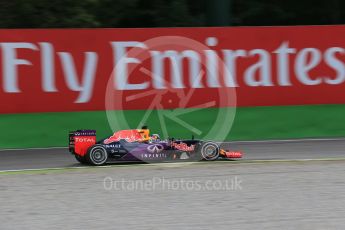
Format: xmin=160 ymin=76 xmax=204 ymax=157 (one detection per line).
xmin=69 ymin=130 xmax=96 ymax=156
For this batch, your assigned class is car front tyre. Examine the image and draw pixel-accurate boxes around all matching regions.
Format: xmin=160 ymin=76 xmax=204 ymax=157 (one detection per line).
xmin=86 ymin=145 xmax=108 ymax=166
xmin=200 ymin=142 xmax=220 ymax=161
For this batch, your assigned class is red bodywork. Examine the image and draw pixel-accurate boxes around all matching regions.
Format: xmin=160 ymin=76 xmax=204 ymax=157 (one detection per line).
xmin=104 ymin=129 xmax=148 ymax=144
xmin=74 ymin=136 xmax=96 ymax=156
xmin=72 ymin=129 xmax=147 ymax=156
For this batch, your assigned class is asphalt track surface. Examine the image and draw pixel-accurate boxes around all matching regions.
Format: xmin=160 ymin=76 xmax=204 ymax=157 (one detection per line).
xmin=1 ymin=139 xmax=345 ymax=229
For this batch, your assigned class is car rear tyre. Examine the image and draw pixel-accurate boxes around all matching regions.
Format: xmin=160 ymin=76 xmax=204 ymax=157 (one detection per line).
xmin=86 ymin=145 xmax=108 ymax=166
xmin=200 ymin=142 xmax=220 ymax=161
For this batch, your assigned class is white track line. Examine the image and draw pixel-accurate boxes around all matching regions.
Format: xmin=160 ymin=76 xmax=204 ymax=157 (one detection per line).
xmin=0 ymin=166 xmax=91 ymax=173
xmin=1 ymin=158 xmax=345 ymax=174
xmin=0 ymin=165 xmax=113 ymax=173
xmin=0 ymin=162 xmax=194 ymax=173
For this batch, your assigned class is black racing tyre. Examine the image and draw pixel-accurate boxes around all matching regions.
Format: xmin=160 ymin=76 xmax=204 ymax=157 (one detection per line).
xmin=86 ymin=145 xmax=108 ymax=166
xmin=199 ymin=142 xmax=220 ymax=161
xmin=74 ymin=154 xmax=88 ymax=164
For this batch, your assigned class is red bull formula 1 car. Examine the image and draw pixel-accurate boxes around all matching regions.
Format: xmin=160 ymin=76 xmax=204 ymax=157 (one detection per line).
xmin=69 ymin=127 xmax=242 ymax=165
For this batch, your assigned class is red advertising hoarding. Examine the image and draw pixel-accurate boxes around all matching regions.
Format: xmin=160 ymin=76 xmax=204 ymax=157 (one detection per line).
xmin=1 ymin=26 xmax=345 ymax=113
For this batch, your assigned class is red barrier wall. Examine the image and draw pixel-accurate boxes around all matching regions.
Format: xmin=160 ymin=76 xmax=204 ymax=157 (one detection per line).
xmin=1 ymin=26 xmax=345 ymax=113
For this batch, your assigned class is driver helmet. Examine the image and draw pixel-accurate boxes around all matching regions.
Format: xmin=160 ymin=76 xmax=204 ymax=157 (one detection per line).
xmin=151 ymin=134 xmax=160 ymax=142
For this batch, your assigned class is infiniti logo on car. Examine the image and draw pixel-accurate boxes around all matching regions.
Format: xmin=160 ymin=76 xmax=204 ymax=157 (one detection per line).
xmin=147 ymin=144 xmax=164 ymax=153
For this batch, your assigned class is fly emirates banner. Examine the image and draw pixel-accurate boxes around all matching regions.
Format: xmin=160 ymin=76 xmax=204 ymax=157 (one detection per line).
xmin=0 ymin=26 xmax=345 ymax=113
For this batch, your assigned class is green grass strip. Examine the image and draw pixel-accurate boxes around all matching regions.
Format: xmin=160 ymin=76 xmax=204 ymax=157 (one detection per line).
xmin=0 ymin=104 xmax=345 ymax=148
